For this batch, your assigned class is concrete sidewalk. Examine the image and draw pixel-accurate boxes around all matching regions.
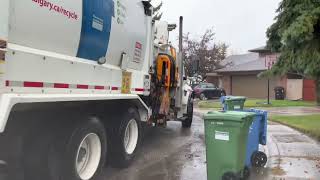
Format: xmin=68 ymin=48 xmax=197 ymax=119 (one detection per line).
xmin=264 ymin=106 xmax=320 ymax=116
xmin=263 ymin=121 xmax=320 ymax=179
xmin=195 ymin=107 xmax=320 ymax=179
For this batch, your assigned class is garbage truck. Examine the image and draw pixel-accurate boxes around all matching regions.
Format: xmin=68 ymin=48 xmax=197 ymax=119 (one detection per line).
xmin=0 ymin=1 xmax=193 ymax=180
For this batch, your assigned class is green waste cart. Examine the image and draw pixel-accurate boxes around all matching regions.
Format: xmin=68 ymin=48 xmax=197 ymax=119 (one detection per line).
xmin=221 ymin=96 xmax=246 ymax=111
xmin=204 ymin=111 xmax=255 ymax=180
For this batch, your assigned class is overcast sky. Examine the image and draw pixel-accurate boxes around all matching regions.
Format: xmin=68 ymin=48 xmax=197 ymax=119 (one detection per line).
xmin=155 ymin=0 xmax=281 ymax=55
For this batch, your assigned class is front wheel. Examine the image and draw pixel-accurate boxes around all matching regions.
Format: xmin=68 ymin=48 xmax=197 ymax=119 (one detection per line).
xmin=182 ymin=97 xmax=193 ymax=128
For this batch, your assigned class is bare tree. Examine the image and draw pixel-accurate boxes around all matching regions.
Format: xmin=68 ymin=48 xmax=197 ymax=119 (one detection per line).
xmin=182 ymin=29 xmax=228 ymax=78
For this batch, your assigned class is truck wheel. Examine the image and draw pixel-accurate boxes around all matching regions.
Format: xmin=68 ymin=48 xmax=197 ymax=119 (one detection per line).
xmin=24 ymin=117 xmax=107 ymax=180
xmin=63 ymin=118 xmax=107 ymax=180
xmin=182 ymin=97 xmax=193 ymax=128
xmin=108 ymin=108 xmax=141 ymax=168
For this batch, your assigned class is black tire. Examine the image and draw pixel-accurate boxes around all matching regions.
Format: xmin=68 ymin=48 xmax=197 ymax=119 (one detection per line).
xmin=221 ymin=90 xmax=226 ymax=97
xmin=222 ymin=172 xmax=239 ymax=180
xmin=24 ymin=117 xmax=107 ymax=180
xmin=242 ymin=166 xmax=250 ymax=180
xmin=199 ymin=93 xmax=207 ymax=100
xmin=108 ymin=108 xmax=142 ymax=168
xmin=251 ymin=151 xmax=267 ymax=167
xmin=23 ymin=131 xmax=56 ymax=180
xmin=182 ymin=97 xmax=193 ymax=128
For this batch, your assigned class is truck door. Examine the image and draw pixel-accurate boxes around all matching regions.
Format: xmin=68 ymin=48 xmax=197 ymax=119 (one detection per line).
xmin=77 ymin=0 xmax=114 ymax=61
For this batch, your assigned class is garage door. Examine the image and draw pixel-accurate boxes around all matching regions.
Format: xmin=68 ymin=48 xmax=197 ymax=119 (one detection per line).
xmin=232 ymin=75 xmax=277 ymax=99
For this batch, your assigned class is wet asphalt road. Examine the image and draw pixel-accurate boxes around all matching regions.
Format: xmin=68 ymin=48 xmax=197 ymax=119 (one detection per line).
xmin=99 ymin=114 xmax=207 ymax=180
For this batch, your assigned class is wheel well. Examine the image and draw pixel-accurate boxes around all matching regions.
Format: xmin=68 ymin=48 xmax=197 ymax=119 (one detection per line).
xmin=2 ymin=99 xmax=147 ymax=143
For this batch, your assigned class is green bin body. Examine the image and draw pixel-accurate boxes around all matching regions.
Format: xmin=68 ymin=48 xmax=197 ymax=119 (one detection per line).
xmin=222 ymin=96 xmax=246 ymax=111
xmin=204 ymin=111 xmax=255 ymax=180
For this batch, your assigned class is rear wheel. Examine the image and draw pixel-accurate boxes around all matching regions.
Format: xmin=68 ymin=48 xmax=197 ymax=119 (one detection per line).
xmin=63 ymin=118 xmax=107 ymax=180
xmin=108 ymin=108 xmax=142 ymax=168
xmin=75 ymin=133 xmax=102 ymax=180
xmin=24 ymin=117 xmax=107 ymax=180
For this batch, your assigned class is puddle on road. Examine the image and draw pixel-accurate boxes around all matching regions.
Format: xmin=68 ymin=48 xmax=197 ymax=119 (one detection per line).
xmin=104 ymin=142 xmax=207 ymax=180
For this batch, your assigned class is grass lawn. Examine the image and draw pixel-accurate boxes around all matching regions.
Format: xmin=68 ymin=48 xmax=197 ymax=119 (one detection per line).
xmin=198 ymin=99 xmax=316 ymax=109
xmin=270 ymin=115 xmax=320 ymax=141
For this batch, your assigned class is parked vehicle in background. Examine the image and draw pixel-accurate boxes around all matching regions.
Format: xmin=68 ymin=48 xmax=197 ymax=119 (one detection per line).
xmin=193 ymin=83 xmax=226 ymax=100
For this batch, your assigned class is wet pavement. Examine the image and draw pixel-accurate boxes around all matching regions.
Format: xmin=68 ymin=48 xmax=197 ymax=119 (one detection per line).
xmin=263 ymin=106 xmax=320 ymax=116
xmin=99 ymin=114 xmax=207 ymax=180
xmin=1 ymin=107 xmax=320 ymax=180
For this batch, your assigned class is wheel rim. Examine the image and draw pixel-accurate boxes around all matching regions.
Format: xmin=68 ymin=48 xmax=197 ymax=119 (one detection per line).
xmin=124 ymin=119 xmax=139 ymax=155
xmin=75 ymin=133 xmax=102 ymax=180
xmin=200 ymin=94 xmax=206 ymax=100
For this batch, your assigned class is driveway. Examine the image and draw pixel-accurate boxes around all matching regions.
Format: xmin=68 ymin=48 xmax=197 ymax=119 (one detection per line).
xmin=263 ymin=106 xmax=320 ymax=116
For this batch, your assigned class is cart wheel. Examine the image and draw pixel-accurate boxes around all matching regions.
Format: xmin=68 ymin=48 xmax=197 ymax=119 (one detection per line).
xmin=251 ymin=151 xmax=267 ymax=167
xmin=242 ymin=166 xmax=250 ymax=180
xmin=222 ymin=172 xmax=239 ymax=180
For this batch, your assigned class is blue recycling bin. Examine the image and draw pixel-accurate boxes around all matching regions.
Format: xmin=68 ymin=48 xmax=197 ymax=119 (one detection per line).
xmin=220 ymin=96 xmax=268 ymax=170
xmin=241 ymin=109 xmax=268 ymax=168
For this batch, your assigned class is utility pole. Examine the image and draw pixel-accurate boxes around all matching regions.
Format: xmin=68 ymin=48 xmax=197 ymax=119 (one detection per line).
xmin=267 ymin=79 xmax=270 ymax=104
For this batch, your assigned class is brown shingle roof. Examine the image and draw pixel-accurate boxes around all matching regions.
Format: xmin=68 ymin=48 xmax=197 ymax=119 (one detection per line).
xmin=248 ymin=46 xmax=270 ymax=53
xmin=216 ymin=52 xmax=267 ymax=73
xmin=216 ymin=58 xmax=267 ymax=72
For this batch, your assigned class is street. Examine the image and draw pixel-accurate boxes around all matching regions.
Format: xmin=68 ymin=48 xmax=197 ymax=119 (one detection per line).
xmin=1 ymin=107 xmax=320 ymax=180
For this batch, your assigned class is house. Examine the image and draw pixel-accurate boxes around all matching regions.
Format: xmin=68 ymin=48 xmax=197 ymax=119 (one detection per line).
xmin=207 ymin=46 xmax=316 ymax=101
